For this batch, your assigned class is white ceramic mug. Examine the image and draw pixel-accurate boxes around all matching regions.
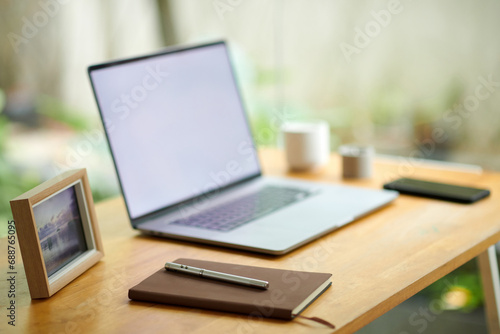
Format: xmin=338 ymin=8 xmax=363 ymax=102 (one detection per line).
xmin=281 ymin=120 xmax=330 ymax=171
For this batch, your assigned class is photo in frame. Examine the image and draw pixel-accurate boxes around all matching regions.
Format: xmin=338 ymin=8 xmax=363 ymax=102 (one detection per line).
xmin=10 ymin=169 xmax=104 ymax=299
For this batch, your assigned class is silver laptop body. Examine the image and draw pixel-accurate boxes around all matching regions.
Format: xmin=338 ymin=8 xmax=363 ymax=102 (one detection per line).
xmin=88 ymin=41 xmax=397 ymax=255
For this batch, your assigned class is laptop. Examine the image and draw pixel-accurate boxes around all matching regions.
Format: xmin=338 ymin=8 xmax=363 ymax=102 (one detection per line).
xmin=88 ymin=40 xmax=398 ymax=255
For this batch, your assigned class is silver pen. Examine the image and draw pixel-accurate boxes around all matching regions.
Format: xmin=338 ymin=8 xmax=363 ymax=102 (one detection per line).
xmin=165 ymin=262 xmax=269 ymax=289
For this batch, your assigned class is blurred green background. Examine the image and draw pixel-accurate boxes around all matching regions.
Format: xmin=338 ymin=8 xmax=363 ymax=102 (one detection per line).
xmin=1 ymin=0 xmax=499 ymax=322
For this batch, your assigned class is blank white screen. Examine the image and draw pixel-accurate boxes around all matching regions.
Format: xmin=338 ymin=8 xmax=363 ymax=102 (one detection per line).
xmin=90 ymin=43 xmax=260 ymax=219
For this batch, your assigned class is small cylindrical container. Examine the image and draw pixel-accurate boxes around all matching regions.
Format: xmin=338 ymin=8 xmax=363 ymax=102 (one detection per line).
xmin=339 ymin=144 xmax=374 ymax=178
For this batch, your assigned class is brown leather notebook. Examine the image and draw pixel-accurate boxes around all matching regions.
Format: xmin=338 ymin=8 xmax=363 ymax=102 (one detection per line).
xmin=129 ymin=258 xmax=332 ymax=320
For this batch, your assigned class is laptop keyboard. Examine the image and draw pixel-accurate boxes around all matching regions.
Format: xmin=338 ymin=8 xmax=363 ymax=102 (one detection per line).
xmin=170 ymin=186 xmax=312 ymax=232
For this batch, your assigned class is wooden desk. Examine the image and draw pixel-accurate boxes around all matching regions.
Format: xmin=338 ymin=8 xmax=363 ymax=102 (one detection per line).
xmin=2 ymin=149 xmax=500 ymax=333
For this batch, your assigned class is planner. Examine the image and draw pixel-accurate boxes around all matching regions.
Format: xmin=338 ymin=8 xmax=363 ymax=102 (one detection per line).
xmin=128 ymin=258 xmax=332 ymax=320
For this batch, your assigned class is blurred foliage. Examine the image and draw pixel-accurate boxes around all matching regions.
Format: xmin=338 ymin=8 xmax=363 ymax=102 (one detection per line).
xmin=91 ymin=185 xmax=118 ymax=204
xmin=0 ymin=89 xmax=5 ymax=110
xmin=371 ymin=87 xmax=409 ymax=125
xmin=0 ymin=115 xmax=42 ymax=236
xmin=247 ymin=102 xmax=308 ymax=147
xmin=37 ymin=94 xmax=90 ymax=131
xmin=249 ymin=109 xmax=276 ymax=146
xmin=420 ymin=259 xmax=483 ymax=312
xmin=0 ymin=93 xmax=113 ymax=237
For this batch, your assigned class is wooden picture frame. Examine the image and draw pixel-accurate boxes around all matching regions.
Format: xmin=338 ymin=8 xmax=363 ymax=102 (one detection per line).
xmin=10 ymin=169 xmax=104 ymax=299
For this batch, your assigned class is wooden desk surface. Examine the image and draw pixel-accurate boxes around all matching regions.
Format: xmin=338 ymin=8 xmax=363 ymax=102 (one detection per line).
xmin=2 ymin=149 xmax=500 ymax=333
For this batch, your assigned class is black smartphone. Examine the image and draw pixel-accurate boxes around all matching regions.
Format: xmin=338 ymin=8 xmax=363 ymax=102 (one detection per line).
xmin=383 ymin=177 xmax=490 ymax=203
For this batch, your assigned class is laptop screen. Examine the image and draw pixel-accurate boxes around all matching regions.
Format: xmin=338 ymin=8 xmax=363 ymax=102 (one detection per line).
xmin=89 ymin=42 xmax=261 ymax=220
